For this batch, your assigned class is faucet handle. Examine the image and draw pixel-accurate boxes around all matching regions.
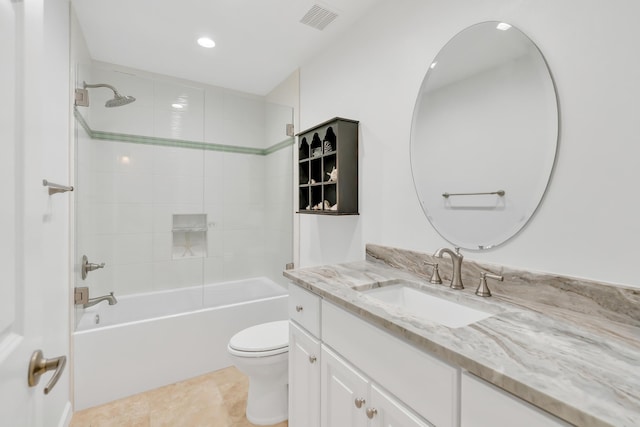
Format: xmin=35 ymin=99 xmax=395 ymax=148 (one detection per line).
xmin=475 ymin=272 xmax=503 ymax=297
xmin=81 ymin=255 xmax=106 ymax=280
xmin=423 ymin=261 xmax=442 ymax=284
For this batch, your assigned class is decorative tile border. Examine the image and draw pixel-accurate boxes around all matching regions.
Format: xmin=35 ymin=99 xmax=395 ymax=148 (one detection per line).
xmin=74 ymin=107 xmax=293 ymax=156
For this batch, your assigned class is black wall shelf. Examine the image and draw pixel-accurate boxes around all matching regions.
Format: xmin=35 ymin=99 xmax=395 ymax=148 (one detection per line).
xmin=297 ymin=117 xmax=359 ymax=215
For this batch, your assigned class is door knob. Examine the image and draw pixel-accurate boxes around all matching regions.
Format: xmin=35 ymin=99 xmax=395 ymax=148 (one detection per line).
xmin=366 ymin=407 xmax=378 ymax=419
xmin=354 ymin=397 xmax=366 ymax=408
xmin=27 ymin=350 xmax=67 ymax=394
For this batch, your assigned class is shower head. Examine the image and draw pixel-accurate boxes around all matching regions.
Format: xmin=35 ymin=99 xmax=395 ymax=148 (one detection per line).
xmin=75 ymin=82 xmax=136 ymax=108
xmin=105 ymin=93 xmax=136 ymax=108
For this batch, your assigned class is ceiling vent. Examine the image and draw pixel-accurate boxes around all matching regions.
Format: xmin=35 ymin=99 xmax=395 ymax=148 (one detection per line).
xmin=300 ymin=4 xmax=339 ymax=31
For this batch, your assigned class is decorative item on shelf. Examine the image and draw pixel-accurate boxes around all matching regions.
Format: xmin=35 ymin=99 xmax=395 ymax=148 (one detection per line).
xmin=306 ymin=205 xmax=310 ymax=210
xmin=326 ymin=166 xmax=338 ymax=182
xmin=309 ymin=179 xmax=316 ymax=184
xmin=172 ymin=214 xmax=208 ymax=260
xmin=312 ymin=147 xmax=322 ymax=157
xmin=323 ymin=127 xmax=336 ymax=152
xmin=323 ymin=200 xmax=331 ymax=210
xmin=330 ymin=203 xmax=338 ymax=211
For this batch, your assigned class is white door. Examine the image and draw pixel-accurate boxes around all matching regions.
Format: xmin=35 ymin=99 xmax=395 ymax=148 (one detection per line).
xmin=289 ymin=322 xmax=321 ymax=427
xmin=0 ymin=1 xmax=67 ymax=425
xmin=0 ymin=1 xmax=42 ymax=425
xmin=370 ymin=384 xmax=433 ymax=427
xmin=321 ymin=347 xmax=368 ymax=427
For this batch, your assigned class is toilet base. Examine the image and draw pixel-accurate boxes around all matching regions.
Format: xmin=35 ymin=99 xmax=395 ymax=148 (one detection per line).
xmin=245 ymin=381 xmax=288 ymax=425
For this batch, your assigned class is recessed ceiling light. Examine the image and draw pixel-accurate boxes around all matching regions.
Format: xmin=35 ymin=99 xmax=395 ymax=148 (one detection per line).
xmin=496 ymin=23 xmax=512 ymax=31
xmin=197 ymin=37 xmax=216 ymax=48
xmin=171 ymin=103 xmax=184 ymax=109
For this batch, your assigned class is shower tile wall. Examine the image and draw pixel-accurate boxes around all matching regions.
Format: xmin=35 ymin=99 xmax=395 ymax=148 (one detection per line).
xmin=76 ymin=67 xmax=292 ymax=298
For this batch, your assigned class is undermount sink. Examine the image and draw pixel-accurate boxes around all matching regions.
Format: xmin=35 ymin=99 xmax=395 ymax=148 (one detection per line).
xmin=363 ymin=283 xmax=493 ymax=328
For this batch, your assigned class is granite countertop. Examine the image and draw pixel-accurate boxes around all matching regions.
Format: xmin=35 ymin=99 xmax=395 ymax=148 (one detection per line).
xmin=283 ymin=249 xmax=640 ymax=427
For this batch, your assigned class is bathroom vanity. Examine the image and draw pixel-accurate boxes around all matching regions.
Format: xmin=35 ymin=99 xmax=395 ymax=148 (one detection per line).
xmin=285 ymin=244 xmax=640 ymax=427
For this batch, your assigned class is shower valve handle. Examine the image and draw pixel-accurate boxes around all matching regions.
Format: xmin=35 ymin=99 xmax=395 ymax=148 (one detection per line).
xmin=87 ymin=262 xmax=105 ymax=271
xmin=81 ymin=255 xmax=106 ymax=280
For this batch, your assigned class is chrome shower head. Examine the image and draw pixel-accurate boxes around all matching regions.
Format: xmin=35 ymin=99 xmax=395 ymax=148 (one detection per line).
xmin=76 ymin=82 xmax=136 ymax=108
xmin=105 ymin=93 xmax=136 ymax=108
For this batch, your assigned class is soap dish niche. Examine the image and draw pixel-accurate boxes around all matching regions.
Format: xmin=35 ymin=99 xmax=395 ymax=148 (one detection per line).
xmin=172 ymin=214 xmax=207 ymax=259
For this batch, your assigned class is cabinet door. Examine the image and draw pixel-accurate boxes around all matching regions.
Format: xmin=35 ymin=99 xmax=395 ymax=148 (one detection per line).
xmin=370 ymin=384 xmax=433 ymax=427
xmin=461 ymin=372 xmax=569 ymax=427
xmin=321 ymin=346 xmax=369 ymax=427
xmin=289 ymin=322 xmax=321 ymax=427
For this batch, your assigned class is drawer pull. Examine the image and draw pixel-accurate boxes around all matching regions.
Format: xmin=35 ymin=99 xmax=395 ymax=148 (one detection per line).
xmin=295 ymin=305 xmax=304 ymax=312
xmin=366 ymin=408 xmax=378 ymax=419
xmin=308 ymin=355 xmax=317 ymax=364
xmin=354 ymin=397 xmax=366 ymax=408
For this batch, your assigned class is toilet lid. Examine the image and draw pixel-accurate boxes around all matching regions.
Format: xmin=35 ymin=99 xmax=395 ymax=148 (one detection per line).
xmin=229 ymin=320 xmax=289 ymax=353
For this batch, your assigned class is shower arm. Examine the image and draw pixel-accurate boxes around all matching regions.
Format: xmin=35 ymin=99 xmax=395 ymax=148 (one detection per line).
xmin=83 ymin=82 xmax=121 ymax=96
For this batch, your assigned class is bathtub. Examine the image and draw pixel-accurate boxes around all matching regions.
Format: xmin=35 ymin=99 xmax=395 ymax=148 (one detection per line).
xmin=73 ymin=277 xmax=288 ymax=410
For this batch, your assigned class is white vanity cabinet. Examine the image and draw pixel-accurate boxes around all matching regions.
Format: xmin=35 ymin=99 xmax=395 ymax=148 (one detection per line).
xmin=289 ymin=322 xmax=321 ymax=427
xmin=288 ymin=283 xmax=570 ymax=427
xmin=322 ymin=301 xmax=458 ymax=427
xmin=461 ymin=372 xmax=569 ymax=427
xmin=370 ymin=384 xmax=433 ymax=427
xmin=322 ymin=345 xmax=432 ymax=427
xmin=288 ymin=284 xmax=322 ymax=427
xmin=321 ymin=346 xmax=369 ymax=427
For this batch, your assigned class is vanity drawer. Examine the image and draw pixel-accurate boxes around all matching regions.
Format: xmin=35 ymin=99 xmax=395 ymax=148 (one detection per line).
xmin=322 ymin=301 xmax=459 ymax=427
xmin=288 ymin=283 xmax=321 ymax=337
xmin=461 ymin=372 xmax=570 ymax=427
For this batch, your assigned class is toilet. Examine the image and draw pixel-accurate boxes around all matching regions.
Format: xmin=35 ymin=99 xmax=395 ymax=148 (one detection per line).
xmin=227 ymin=320 xmax=289 ymax=425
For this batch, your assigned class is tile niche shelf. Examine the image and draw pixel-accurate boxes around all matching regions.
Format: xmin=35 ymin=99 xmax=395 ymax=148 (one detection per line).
xmin=297 ymin=117 xmax=359 ymax=215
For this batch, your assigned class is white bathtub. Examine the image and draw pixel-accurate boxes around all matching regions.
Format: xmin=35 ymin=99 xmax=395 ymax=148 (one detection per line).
xmin=73 ymin=277 xmax=288 ymax=410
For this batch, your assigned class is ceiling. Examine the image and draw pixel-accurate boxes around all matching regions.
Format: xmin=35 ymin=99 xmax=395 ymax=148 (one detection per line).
xmin=72 ymin=0 xmax=385 ymax=95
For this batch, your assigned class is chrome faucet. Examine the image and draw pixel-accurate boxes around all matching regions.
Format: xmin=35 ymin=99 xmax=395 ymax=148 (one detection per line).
xmin=83 ymin=292 xmax=117 ymax=308
xmin=434 ymin=247 xmax=464 ymax=289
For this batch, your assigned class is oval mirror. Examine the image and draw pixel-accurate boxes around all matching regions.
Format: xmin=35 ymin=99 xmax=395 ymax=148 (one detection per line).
xmin=410 ymin=22 xmax=558 ymax=250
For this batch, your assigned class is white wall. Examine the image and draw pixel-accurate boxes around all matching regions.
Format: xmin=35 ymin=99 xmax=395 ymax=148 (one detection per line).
xmin=298 ymin=0 xmax=640 ymax=289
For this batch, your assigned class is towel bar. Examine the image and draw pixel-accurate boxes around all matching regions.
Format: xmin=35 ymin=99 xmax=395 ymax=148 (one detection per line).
xmin=43 ymin=179 xmax=74 ymax=195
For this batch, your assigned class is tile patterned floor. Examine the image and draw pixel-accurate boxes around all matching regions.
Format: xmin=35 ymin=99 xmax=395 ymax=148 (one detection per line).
xmin=70 ymin=367 xmax=288 ymax=427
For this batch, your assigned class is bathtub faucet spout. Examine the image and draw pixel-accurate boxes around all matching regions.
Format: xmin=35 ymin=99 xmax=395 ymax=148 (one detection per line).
xmin=83 ymin=292 xmax=117 ymax=308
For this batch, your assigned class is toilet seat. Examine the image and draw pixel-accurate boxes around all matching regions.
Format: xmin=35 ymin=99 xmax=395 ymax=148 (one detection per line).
xmin=228 ymin=320 xmax=289 ymax=358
